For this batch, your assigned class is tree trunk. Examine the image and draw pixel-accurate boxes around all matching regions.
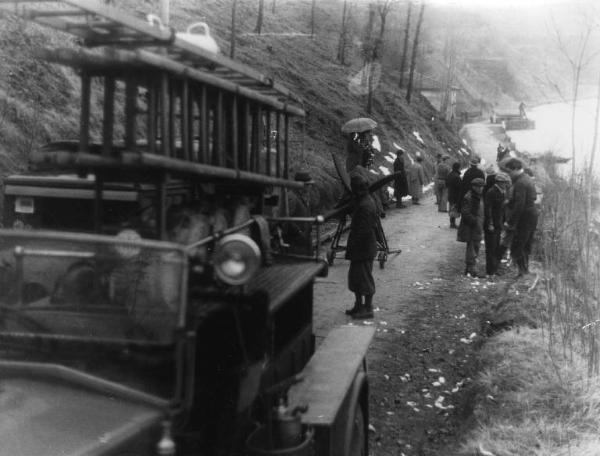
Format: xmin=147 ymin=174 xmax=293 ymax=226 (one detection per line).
xmin=337 ymin=0 xmax=349 ymax=64
xmin=254 ymin=0 xmax=264 ymax=35
xmin=272 ymin=0 xmax=276 ymax=14
xmin=230 ymin=0 xmax=238 ymax=58
xmin=399 ymin=1 xmax=412 ymax=89
xmin=311 ymin=0 xmax=316 ymax=37
xmin=586 ymin=71 xmax=600 ymax=231
xmin=406 ymin=2 xmax=425 ymax=104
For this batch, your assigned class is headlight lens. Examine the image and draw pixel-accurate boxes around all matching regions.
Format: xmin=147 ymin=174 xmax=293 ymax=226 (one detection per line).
xmin=213 ymin=234 xmax=261 ymax=285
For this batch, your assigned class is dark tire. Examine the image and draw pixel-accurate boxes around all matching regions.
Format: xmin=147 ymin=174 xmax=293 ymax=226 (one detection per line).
xmin=347 ymin=404 xmax=366 ymax=456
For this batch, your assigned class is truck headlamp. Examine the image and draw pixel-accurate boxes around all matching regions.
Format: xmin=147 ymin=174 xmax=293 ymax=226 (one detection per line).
xmin=213 ymin=234 xmax=261 ymax=285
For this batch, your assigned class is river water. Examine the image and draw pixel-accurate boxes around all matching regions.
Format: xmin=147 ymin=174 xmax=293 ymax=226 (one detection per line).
xmin=508 ymin=97 xmax=600 ymax=175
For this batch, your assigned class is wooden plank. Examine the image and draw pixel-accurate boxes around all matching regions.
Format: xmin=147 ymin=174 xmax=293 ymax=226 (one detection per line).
xmin=231 ymin=95 xmax=238 ymax=170
xmin=199 ymin=85 xmax=208 ymax=163
xmin=215 ymin=90 xmax=223 ymax=166
xmin=182 ymin=79 xmax=190 ymax=162
xmin=160 ymin=73 xmax=170 ymax=156
xmin=79 ymin=71 xmax=91 ymax=153
xmin=287 ymin=326 xmax=375 ymax=426
xmin=124 ymin=76 xmax=137 ymax=149
xmin=275 ymin=113 xmax=281 ymax=178
xmin=147 ymin=78 xmax=158 ymax=154
xmin=265 ymin=111 xmax=271 ymax=176
xmin=102 ymin=76 xmax=115 ymax=157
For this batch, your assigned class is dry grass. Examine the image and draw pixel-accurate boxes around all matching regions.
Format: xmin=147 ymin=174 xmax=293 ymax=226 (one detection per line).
xmin=461 ymin=328 xmax=600 ymax=456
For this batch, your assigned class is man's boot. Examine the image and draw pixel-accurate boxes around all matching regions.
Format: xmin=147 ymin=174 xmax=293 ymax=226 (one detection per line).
xmin=345 ymin=294 xmax=362 ymax=316
xmin=352 ymin=295 xmax=374 ymax=319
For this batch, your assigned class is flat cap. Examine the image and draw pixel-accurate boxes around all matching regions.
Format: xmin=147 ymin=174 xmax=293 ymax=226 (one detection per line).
xmin=471 ymin=177 xmax=485 ymax=187
xmin=494 ymin=172 xmax=510 ymax=183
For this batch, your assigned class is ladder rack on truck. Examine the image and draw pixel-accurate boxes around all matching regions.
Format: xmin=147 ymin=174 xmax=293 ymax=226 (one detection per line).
xmin=0 ymin=1 xmax=376 ymax=455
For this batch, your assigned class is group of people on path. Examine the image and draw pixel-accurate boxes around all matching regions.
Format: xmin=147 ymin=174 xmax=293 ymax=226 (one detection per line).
xmin=342 ymin=130 xmax=539 ymax=320
xmin=454 ymin=155 xmax=538 ymax=279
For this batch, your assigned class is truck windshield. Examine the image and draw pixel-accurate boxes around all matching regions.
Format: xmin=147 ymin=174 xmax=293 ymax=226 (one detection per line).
xmin=0 ymin=229 xmax=187 ymax=398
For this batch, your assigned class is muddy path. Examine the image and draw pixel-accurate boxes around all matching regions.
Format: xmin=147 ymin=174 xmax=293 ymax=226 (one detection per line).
xmin=313 ymin=194 xmax=495 ymax=456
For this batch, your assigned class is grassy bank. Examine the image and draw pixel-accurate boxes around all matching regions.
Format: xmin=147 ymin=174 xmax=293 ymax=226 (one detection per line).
xmin=458 ymin=162 xmax=600 ymax=455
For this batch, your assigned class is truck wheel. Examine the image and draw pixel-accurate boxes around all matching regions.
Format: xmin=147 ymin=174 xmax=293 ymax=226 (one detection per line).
xmin=347 ymin=404 xmax=366 ymax=456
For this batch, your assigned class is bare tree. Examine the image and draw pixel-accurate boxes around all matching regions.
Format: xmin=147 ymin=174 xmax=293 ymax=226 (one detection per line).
xmin=310 ymin=0 xmax=317 ymax=37
xmin=406 ymin=1 xmax=425 ymax=103
xmin=377 ymin=0 xmax=394 ymax=40
xmin=440 ymin=25 xmax=458 ymax=120
xmin=254 ymin=0 xmax=264 ymax=35
xmin=363 ymin=3 xmax=377 ymax=113
xmin=272 ymin=0 xmax=276 ymax=14
xmin=398 ymin=0 xmax=412 ymax=89
xmin=230 ymin=0 xmax=238 ymax=58
xmin=337 ymin=0 xmax=350 ymax=64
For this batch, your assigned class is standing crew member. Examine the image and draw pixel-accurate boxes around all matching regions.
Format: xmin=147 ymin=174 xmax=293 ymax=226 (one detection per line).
xmin=435 ymin=155 xmax=451 ymax=212
xmin=457 ymin=177 xmax=485 ymax=277
xmin=504 ymin=158 xmax=538 ymax=277
xmin=393 ymin=144 xmax=409 ymax=208
xmin=446 ymin=162 xmax=462 ymax=228
xmin=460 ymin=156 xmax=485 ymax=205
xmin=484 ymin=172 xmax=510 ymax=276
xmin=344 ymin=173 xmax=379 ymax=319
xmin=408 ymin=153 xmax=426 ymax=205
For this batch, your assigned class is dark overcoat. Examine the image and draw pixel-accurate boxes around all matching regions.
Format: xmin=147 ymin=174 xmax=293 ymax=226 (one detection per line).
xmin=457 ymin=190 xmax=484 ymax=243
xmin=393 ymin=156 xmax=409 ymax=197
xmin=484 ymin=185 xmax=506 ymax=231
xmin=446 ymin=170 xmax=462 ymax=205
xmin=345 ymin=194 xmax=378 ymax=261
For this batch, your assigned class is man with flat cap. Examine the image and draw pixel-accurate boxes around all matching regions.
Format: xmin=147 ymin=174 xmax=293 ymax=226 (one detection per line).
xmin=344 ymin=172 xmax=381 ymax=319
xmin=393 ymin=143 xmax=409 ymax=208
xmin=457 ymin=177 xmax=486 ymax=277
xmin=435 ymin=155 xmax=451 ymax=212
xmin=504 ymin=158 xmax=538 ymax=277
xmin=484 ymin=172 xmax=510 ymax=276
xmin=459 ymin=155 xmax=485 ymax=208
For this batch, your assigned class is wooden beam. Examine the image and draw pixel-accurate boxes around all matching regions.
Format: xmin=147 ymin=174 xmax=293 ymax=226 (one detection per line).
xmin=102 ymin=76 xmax=115 ymax=157
xmin=124 ymin=76 xmax=137 ymax=149
xmin=79 ymin=71 xmax=91 ymax=153
xmin=182 ymin=79 xmax=190 ymax=162
xmin=160 ymin=73 xmax=170 ymax=156
xmin=147 ymin=78 xmax=158 ymax=154
xmin=200 ymin=85 xmax=208 ymax=163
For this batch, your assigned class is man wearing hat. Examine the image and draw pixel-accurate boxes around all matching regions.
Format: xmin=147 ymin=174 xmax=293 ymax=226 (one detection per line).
xmin=435 ymin=155 xmax=451 ymax=212
xmin=344 ymin=172 xmax=380 ymax=319
xmin=484 ymin=172 xmax=510 ymax=276
xmin=459 ymin=155 xmax=485 ymax=208
xmin=484 ymin=164 xmax=496 ymax=196
xmin=457 ymin=177 xmax=486 ymax=277
xmin=503 ymin=158 xmax=538 ymax=277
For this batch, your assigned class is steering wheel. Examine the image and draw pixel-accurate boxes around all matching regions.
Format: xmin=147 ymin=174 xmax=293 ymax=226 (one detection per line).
xmin=0 ymin=304 xmax=51 ymax=333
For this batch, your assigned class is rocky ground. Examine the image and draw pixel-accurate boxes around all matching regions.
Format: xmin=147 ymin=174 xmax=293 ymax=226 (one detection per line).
xmin=313 ymin=192 xmax=539 ymax=456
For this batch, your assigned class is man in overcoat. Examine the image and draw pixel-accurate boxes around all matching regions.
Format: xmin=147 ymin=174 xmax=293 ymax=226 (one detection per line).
xmin=408 ymin=154 xmax=426 ymax=205
xmin=435 ymin=155 xmax=451 ymax=212
xmin=504 ymin=158 xmax=538 ymax=277
xmin=460 ymin=156 xmax=485 ymax=207
xmin=457 ymin=177 xmax=485 ymax=277
xmin=393 ymin=145 xmax=409 ymax=208
xmin=446 ymin=162 xmax=462 ymax=228
xmin=345 ymin=173 xmax=380 ymax=319
xmin=484 ymin=172 xmax=510 ymax=276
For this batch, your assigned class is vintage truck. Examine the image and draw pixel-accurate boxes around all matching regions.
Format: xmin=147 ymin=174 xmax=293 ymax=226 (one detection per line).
xmin=0 ymin=1 xmax=375 ymax=455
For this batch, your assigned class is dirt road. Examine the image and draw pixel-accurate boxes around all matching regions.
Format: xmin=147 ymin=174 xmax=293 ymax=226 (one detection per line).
xmin=314 ymin=194 xmax=491 ymax=456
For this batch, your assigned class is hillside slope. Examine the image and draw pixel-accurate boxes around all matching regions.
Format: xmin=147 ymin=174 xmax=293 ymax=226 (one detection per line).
xmin=0 ymin=0 xmax=467 ymax=212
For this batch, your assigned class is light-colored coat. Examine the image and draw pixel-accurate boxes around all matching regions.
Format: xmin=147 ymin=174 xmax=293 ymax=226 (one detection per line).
xmin=408 ymin=162 xmax=425 ymax=200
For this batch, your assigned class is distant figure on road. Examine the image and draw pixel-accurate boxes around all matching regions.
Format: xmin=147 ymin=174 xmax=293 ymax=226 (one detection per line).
xmin=433 ymin=153 xmax=443 ymax=204
xmin=484 ymin=172 xmax=510 ymax=276
xmin=393 ymin=144 xmax=409 ymax=208
xmin=408 ymin=153 xmax=426 ymax=205
xmin=519 ymin=101 xmax=527 ymax=119
xmin=435 ymin=155 xmax=451 ymax=212
xmin=457 ymin=177 xmax=485 ymax=277
xmin=446 ymin=162 xmax=462 ymax=229
xmin=345 ymin=173 xmax=379 ymax=319
xmin=504 ymin=158 xmax=538 ymax=277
